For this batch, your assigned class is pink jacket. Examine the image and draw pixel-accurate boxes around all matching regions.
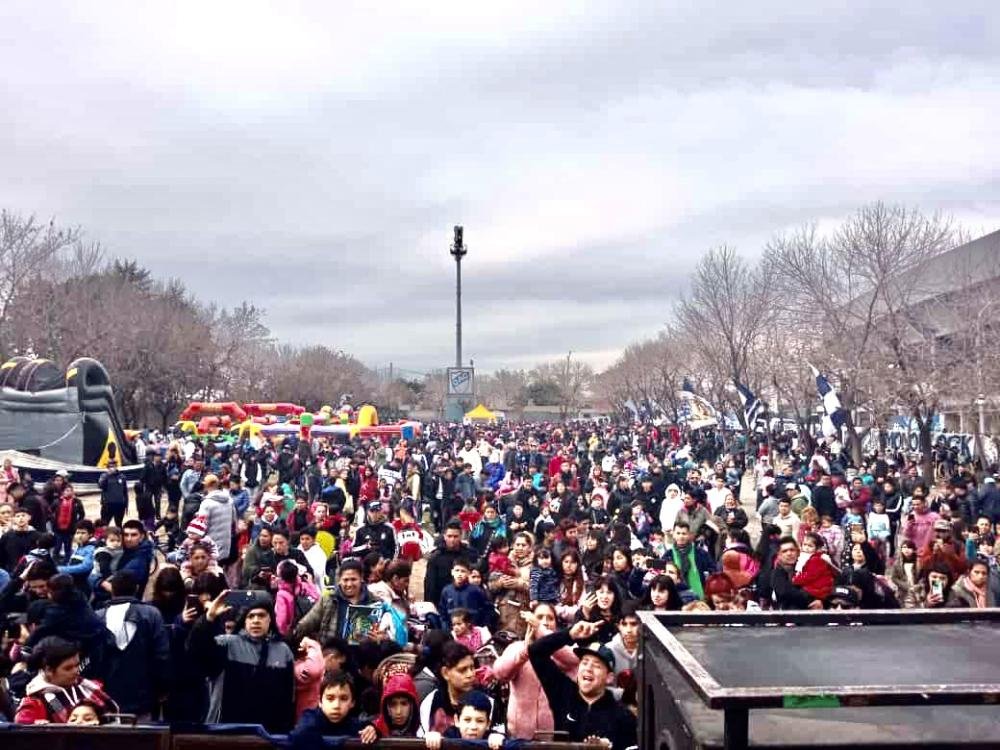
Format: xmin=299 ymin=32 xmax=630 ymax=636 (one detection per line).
xmin=275 ymin=578 xmax=320 ymax=636
xmin=294 ymin=637 xmax=325 ymax=719
xmin=490 ymin=630 xmax=578 ymax=740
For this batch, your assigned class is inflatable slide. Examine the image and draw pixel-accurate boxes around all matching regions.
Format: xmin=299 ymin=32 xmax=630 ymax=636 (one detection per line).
xmin=0 ymin=357 xmax=137 ymax=473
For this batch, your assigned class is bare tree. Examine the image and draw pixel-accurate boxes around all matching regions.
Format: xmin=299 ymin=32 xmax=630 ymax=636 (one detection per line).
xmin=531 ymin=355 xmax=593 ymax=419
xmin=478 ymin=368 xmax=529 ymax=415
xmin=0 ymin=211 xmax=80 ymax=355
xmin=763 ymin=202 xmax=961 ymax=472
xmin=676 ymin=245 xmax=775 ymax=431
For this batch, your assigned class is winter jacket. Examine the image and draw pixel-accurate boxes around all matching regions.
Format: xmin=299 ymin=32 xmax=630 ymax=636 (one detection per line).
xmin=96 ymin=597 xmax=171 ymax=713
xmin=51 ymin=495 xmax=85 ymax=534
xmin=352 ymin=522 xmax=396 ymax=560
xmin=188 ymin=616 xmax=296 ymax=733
xmin=423 ymin=542 xmax=469 ymax=608
xmin=947 ymin=574 xmax=1000 ymax=608
xmin=0 ymin=528 xmax=40 ymax=573
xmin=14 ymin=674 xmax=118 ymax=724
xmin=439 ymin=582 xmax=491 ymax=626
xmin=293 ymin=637 xmax=325 ymax=720
xmin=372 ymin=673 xmax=420 ymax=738
xmin=98 ymin=470 xmax=129 ymax=507
xmin=491 ymin=628 xmax=577 ymax=739
xmin=275 ymin=578 xmax=320 ymax=636
xmin=197 ymin=490 xmax=237 ymax=560
xmin=293 ymin=583 xmax=374 ymax=643
xmin=242 ymin=540 xmax=277 ymax=587
xmin=289 ymin=706 xmax=366 ymax=748
xmin=58 ymin=540 xmax=97 ymax=592
xmin=772 ymin=564 xmax=816 ymax=609
xmin=115 ymin=538 xmax=155 ymax=593
xmin=528 ymin=629 xmax=638 ymax=750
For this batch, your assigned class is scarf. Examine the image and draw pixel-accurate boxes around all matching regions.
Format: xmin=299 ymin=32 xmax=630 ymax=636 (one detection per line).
xmin=671 ymin=543 xmax=703 ymax=599
xmin=963 ymin=575 xmax=987 ymax=608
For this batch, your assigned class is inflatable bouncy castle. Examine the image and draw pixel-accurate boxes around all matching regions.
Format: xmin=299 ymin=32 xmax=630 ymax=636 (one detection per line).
xmin=0 ymin=357 xmax=136 ymax=471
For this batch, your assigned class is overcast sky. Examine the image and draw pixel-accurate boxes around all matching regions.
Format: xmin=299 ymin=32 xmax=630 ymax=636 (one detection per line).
xmin=2 ymin=2 xmax=999 ymax=375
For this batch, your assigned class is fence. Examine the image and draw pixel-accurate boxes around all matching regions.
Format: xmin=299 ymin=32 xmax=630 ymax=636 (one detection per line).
xmin=0 ymin=724 xmax=593 ymax=750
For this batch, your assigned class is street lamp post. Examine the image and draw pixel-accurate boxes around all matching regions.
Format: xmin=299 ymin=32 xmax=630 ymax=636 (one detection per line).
xmin=450 ymin=226 xmax=467 ymax=368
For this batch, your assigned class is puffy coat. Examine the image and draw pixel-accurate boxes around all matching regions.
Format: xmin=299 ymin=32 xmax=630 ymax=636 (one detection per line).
xmin=197 ymin=490 xmax=237 ymax=560
xmin=490 ymin=628 xmax=578 ymax=739
xmin=188 ymin=616 xmax=296 ymax=733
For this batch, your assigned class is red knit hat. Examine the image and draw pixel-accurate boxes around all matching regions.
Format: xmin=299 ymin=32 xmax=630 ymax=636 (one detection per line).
xmin=186 ymin=515 xmax=209 ymax=539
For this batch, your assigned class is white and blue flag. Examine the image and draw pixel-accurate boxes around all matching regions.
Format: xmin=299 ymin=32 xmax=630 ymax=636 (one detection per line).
xmin=808 ymin=364 xmax=848 ymax=438
xmin=735 ymin=381 xmax=765 ymax=430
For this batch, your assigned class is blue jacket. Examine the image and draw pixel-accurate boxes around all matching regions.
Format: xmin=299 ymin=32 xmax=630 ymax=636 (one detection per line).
xmin=230 ymin=488 xmax=251 ymax=517
xmin=485 ymin=462 xmax=505 ymax=489
xmin=59 ymin=540 xmax=97 ymax=591
xmin=290 ymin=706 xmax=366 ymax=749
xmin=118 ymin=539 xmax=155 ymax=592
xmin=439 ymin=582 xmax=491 ymax=626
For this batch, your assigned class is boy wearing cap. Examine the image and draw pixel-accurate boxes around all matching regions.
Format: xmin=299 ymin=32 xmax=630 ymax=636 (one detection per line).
xmin=352 ymin=500 xmax=397 ymax=560
xmin=529 ymin=619 xmax=637 ymax=750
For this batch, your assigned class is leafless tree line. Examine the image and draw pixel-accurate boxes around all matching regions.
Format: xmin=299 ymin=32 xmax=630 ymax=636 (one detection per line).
xmin=0 ymin=209 xmax=376 ymax=429
xmin=595 ymin=202 xmax=1000 ymax=475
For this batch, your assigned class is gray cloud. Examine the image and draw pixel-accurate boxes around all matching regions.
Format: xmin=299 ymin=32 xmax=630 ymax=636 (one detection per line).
xmin=1 ymin=1 xmax=999 ymax=375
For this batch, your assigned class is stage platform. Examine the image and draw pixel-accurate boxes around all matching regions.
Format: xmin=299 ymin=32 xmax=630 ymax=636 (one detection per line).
xmin=639 ymin=608 xmax=1000 ymax=750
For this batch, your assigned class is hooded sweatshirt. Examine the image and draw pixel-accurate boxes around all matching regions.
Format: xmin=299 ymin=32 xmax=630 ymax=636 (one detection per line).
xmin=15 ymin=674 xmax=118 ymax=724
xmin=372 ymin=673 xmax=420 ymax=738
xmin=197 ymin=489 xmax=237 ymax=559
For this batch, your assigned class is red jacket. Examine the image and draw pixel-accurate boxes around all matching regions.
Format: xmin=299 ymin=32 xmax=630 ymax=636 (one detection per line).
xmin=372 ymin=673 xmax=419 ymax=737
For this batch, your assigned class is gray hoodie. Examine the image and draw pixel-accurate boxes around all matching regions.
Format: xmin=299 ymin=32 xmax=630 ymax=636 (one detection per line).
xmin=197 ymin=490 xmax=237 ymax=559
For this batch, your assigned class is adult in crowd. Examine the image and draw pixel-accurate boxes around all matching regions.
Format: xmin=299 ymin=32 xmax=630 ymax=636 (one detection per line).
xmin=14 ymin=637 xmax=119 ymax=724
xmin=95 ymin=570 xmax=171 ymax=717
xmin=97 ymin=459 xmax=129 ymax=528
xmin=490 ymin=602 xmax=579 ymax=740
xmin=188 ymin=590 xmax=296 ymax=732
xmin=529 ymin=619 xmax=637 ymax=750
xmin=295 ymin=559 xmax=374 ymax=643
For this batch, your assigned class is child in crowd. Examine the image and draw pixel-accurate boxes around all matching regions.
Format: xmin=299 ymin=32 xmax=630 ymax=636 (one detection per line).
xmin=89 ymin=527 xmax=123 ymax=588
xmin=67 ymin=700 xmax=104 ymax=726
xmin=439 ymin=558 xmax=491 ymax=627
xmin=292 ymin=636 xmax=325 ymax=721
xmin=372 ymin=673 xmax=420 ymax=738
xmin=793 ymin=532 xmax=838 ymax=602
xmin=167 ymin=515 xmax=219 ymax=566
xmin=529 ymin=547 xmax=560 ymax=608
xmin=422 ymin=691 xmax=503 ymax=750
xmin=15 ymin=532 xmax=56 ymax=577
xmin=817 ymin=514 xmax=845 ymax=564
xmin=867 ymin=498 xmax=891 ymax=560
xmin=487 ymin=537 xmax=515 ymax=577
xmin=449 ymin=608 xmax=489 ymax=652
xmin=458 ymin=498 xmax=482 ymax=536
xmin=289 ymin=670 xmax=377 ymax=747
xmin=152 ymin=508 xmax=182 ymax=553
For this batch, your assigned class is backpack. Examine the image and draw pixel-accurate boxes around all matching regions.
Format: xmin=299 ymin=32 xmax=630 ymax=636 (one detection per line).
xmin=293 ymin=593 xmax=315 ymax=625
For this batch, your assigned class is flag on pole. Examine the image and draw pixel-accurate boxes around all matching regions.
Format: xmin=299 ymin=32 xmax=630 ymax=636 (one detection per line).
xmin=678 ymin=378 xmax=719 ymax=430
xmin=808 ymin=364 xmax=848 ymax=438
xmin=735 ymin=381 xmax=765 ymax=430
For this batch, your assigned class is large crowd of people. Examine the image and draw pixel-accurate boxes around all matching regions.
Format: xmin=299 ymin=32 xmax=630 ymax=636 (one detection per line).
xmin=0 ymin=420 xmax=996 ymax=748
